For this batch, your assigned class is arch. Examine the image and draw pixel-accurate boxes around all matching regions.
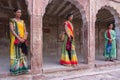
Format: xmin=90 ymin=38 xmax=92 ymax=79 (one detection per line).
xmin=42 ymin=0 xmax=89 ymax=69
xmin=43 ymin=1 xmax=89 ymax=58
xmin=96 ymin=5 xmax=120 ymax=26
xmin=44 ymin=0 xmax=88 ymax=25
xmin=95 ymin=5 xmax=120 ymax=65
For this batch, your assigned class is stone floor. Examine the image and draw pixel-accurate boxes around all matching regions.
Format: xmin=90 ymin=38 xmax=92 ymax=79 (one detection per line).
xmin=43 ymin=65 xmax=120 ymax=80
xmin=65 ymin=71 xmax=120 ymax=80
xmin=1 ymin=64 xmax=120 ymax=80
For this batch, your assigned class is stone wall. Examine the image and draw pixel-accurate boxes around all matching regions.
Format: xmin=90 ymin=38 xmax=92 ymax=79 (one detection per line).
xmin=95 ymin=22 xmax=108 ymax=55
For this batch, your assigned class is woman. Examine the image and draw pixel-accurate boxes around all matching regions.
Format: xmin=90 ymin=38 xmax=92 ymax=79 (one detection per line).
xmin=104 ymin=23 xmax=116 ymax=61
xmin=9 ymin=8 xmax=28 ymax=75
xmin=60 ymin=13 xmax=78 ymax=66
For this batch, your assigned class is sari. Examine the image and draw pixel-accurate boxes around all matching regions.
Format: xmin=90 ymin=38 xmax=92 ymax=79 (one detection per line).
xmin=104 ymin=30 xmax=116 ymax=59
xmin=10 ymin=19 xmax=28 ymax=74
xmin=60 ymin=21 xmax=78 ymax=65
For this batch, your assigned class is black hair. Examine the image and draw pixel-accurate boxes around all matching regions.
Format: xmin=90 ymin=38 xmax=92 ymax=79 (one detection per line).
xmin=107 ymin=23 xmax=115 ymax=29
xmin=14 ymin=7 xmax=21 ymax=12
xmin=65 ymin=13 xmax=73 ymax=20
xmin=107 ymin=23 xmax=112 ymax=27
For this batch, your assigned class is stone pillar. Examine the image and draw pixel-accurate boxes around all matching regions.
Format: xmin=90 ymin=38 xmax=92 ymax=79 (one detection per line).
xmin=87 ymin=0 xmax=96 ymax=67
xmin=83 ymin=23 xmax=89 ymax=64
xmin=30 ymin=15 xmax=43 ymax=74
xmin=115 ymin=23 xmax=120 ymax=60
xmin=30 ymin=0 xmax=43 ymax=74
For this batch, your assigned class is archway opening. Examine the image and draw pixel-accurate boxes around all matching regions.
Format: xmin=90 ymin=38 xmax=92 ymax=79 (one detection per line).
xmin=43 ymin=0 xmax=87 ymax=71
xmin=95 ymin=7 xmax=120 ymax=66
xmin=0 ymin=0 xmax=30 ymax=74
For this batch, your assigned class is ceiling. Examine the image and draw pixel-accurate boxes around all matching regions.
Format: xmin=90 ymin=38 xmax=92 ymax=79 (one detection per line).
xmin=0 ymin=0 xmax=28 ymax=22
xmin=45 ymin=0 xmax=82 ymax=20
xmin=0 ymin=0 xmax=115 ymax=23
xmin=96 ymin=9 xmax=114 ymax=22
xmin=45 ymin=0 xmax=114 ymax=22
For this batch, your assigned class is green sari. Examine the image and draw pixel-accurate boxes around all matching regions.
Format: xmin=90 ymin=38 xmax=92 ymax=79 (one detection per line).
xmin=104 ymin=30 xmax=116 ymax=59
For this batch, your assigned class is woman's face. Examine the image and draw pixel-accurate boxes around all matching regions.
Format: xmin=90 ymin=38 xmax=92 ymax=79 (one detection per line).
xmin=69 ymin=15 xmax=73 ymax=21
xmin=109 ymin=24 xmax=113 ymax=29
xmin=15 ymin=9 xmax=22 ymax=18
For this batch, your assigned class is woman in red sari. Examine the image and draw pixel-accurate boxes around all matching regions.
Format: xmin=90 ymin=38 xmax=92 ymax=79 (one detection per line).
xmin=60 ymin=13 xmax=78 ymax=66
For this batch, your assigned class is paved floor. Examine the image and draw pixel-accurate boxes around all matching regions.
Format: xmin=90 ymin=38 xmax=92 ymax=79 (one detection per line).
xmin=1 ymin=65 xmax=120 ymax=80
xmin=65 ymin=70 xmax=120 ymax=80
xmin=44 ymin=65 xmax=120 ymax=80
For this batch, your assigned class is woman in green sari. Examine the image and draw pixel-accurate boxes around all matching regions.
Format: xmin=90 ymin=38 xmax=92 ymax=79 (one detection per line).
xmin=104 ymin=23 xmax=116 ymax=61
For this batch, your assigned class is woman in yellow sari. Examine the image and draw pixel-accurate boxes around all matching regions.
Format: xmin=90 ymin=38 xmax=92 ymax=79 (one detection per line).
xmin=9 ymin=8 xmax=28 ymax=75
xmin=60 ymin=13 xmax=78 ymax=66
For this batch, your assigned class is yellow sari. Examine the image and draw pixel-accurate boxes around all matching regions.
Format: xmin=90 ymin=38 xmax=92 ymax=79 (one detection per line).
xmin=10 ymin=19 xmax=28 ymax=74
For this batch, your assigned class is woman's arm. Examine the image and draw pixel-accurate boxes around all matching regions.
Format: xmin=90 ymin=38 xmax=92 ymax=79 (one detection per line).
xmin=9 ymin=22 xmax=24 ymax=42
xmin=104 ymin=31 xmax=109 ymax=40
xmin=23 ymin=22 xmax=28 ymax=40
xmin=112 ymin=30 xmax=116 ymax=40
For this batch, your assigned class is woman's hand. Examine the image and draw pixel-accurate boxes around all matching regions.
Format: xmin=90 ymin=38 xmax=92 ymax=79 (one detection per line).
xmin=23 ymin=32 xmax=28 ymax=40
xmin=18 ymin=37 xmax=25 ymax=43
xmin=109 ymin=39 xmax=112 ymax=43
xmin=69 ymin=36 xmax=73 ymax=41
